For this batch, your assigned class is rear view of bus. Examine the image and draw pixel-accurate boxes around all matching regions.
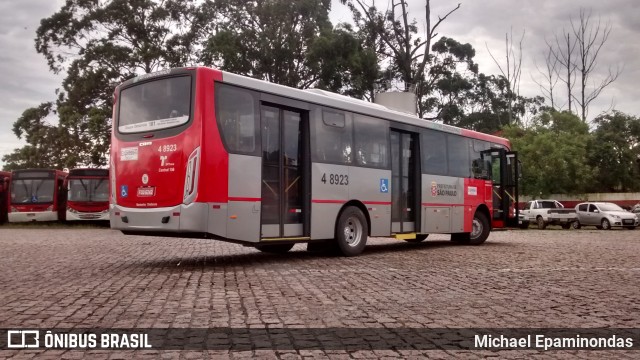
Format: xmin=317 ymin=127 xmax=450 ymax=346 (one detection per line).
xmin=8 ymin=169 xmax=67 ymax=222
xmin=110 ymin=68 xmax=211 ymax=234
xmin=66 ymin=168 xmax=110 ymax=221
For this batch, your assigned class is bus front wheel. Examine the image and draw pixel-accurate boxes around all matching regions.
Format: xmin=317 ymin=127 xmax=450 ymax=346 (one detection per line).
xmin=334 ymin=206 xmax=368 ymax=256
xmin=451 ymin=212 xmax=490 ymax=245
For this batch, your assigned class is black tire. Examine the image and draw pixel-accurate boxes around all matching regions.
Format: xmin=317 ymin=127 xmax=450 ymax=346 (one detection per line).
xmin=601 ymin=218 xmax=611 ymax=230
xmin=571 ymin=221 xmax=581 ymax=230
xmin=406 ymin=234 xmax=429 ymax=243
xmin=452 ymin=212 xmax=490 ymax=245
xmin=255 ymin=243 xmax=294 ymax=254
xmin=536 ymin=216 xmax=547 ymax=230
xmin=561 ymin=223 xmax=571 ymax=229
xmin=469 ymin=211 xmax=491 ymax=245
xmin=334 ymin=206 xmax=368 ymax=256
xmin=519 ymin=222 xmax=530 ymax=229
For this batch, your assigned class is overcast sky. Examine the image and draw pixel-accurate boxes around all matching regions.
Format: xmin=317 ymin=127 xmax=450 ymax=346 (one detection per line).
xmin=1 ymin=0 xmax=638 ymax=169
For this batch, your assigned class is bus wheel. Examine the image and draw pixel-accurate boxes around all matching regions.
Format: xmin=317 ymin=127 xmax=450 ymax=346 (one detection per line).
xmin=468 ymin=212 xmax=490 ymax=245
xmin=406 ymin=234 xmax=428 ymax=243
xmin=255 ymin=243 xmax=294 ymax=254
xmin=335 ymin=206 xmax=368 ymax=256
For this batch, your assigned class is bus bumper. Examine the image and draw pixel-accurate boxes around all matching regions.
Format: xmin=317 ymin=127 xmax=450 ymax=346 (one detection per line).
xmin=8 ymin=211 xmax=58 ymax=223
xmin=66 ymin=210 xmax=110 ymax=221
xmin=110 ymin=203 xmax=208 ymax=233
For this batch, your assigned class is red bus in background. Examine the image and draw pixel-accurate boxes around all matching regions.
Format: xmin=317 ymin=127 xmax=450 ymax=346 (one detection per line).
xmin=110 ymin=67 xmax=519 ymax=256
xmin=66 ymin=168 xmax=110 ymax=221
xmin=0 ymin=171 xmax=10 ymax=223
xmin=8 ymin=169 xmax=68 ymax=222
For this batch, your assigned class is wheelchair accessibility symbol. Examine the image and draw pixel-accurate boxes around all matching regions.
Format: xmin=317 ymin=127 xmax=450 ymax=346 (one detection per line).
xmin=120 ymin=185 xmax=129 ymax=198
xmin=380 ymin=178 xmax=389 ymax=193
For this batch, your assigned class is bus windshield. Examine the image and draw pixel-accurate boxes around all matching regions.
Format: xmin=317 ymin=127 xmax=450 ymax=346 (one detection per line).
xmin=68 ymin=179 xmax=109 ymax=202
xmin=12 ymin=179 xmax=55 ymax=204
xmin=118 ymin=76 xmax=191 ymax=133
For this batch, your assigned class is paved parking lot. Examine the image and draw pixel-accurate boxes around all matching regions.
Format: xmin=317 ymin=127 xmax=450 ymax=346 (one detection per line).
xmin=0 ymin=226 xmax=639 ymax=358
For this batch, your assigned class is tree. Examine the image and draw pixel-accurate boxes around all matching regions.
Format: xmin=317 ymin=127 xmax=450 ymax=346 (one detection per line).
xmin=339 ymin=0 xmax=460 ymax=116
xmin=587 ymin=111 xmax=640 ymax=192
xmin=570 ymin=9 xmax=621 ymax=122
xmin=502 ymin=110 xmax=593 ymax=196
xmin=532 ymin=40 xmax=560 ymax=110
xmin=486 ymin=28 xmax=524 ymax=126
xmin=548 ymin=8 xmax=621 ymax=121
xmin=201 ymin=0 xmax=378 ymax=95
xmin=3 ymin=0 xmax=206 ymax=169
xmin=549 ymin=29 xmax=577 ymax=114
xmin=421 ymin=36 xmax=478 ymax=123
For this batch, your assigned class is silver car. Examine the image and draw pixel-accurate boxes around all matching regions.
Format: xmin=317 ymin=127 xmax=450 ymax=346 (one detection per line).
xmin=574 ymin=202 xmax=639 ymax=230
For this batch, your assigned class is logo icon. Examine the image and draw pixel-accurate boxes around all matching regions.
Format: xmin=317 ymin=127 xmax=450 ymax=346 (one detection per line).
xmin=7 ymin=330 xmax=40 ymax=348
xmin=380 ymin=179 xmax=389 ymax=193
xmin=120 ymin=185 xmax=128 ymax=198
xmin=142 ymin=174 xmax=149 ymax=185
xmin=431 ymin=181 xmax=437 ymax=197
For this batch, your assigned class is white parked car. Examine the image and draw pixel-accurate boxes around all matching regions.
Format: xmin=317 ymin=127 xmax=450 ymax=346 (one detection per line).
xmin=573 ymin=202 xmax=639 ymax=230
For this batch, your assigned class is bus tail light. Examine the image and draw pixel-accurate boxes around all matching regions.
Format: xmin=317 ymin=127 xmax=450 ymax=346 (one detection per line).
xmin=183 ymin=147 xmax=200 ymax=204
xmin=110 ymin=158 xmax=117 ymax=205
xmin=46 ymin=205 xmax=53 ymax=212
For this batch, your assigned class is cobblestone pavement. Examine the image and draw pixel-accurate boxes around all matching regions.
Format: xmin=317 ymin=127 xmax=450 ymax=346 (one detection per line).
xmin=0 ymin=226 xmax=639 ymax=358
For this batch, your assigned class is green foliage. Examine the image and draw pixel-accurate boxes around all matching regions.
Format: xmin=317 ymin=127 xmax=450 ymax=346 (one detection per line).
xmin=587 ymin=111 xmax=640 ymax=192
xmin=2 ymin=103 xmax=81 ymax=170
xmin=201 ymin=0 xmax=378 ymax=95
xmin=502 ymin=110 xmax=593 ymax=196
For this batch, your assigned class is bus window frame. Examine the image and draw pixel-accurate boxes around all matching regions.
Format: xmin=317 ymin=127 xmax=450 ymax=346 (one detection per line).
xmin=113 ymin=69 xmax=197 ymax=142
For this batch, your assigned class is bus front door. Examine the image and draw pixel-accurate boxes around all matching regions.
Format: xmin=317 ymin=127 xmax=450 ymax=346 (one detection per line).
xmin=260 ymin=105 xmax=308 ymax=239
xmin=482 ymin=149 xmax=519 ymax=228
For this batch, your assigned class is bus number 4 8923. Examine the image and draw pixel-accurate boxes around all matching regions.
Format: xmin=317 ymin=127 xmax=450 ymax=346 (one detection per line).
xmin=321 ymin=173 xmax=348 ymax=186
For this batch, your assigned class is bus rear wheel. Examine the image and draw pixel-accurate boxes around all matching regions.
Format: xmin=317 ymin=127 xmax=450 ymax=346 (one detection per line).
xmin=334 ymin=206 xmax=368 ymax=256
xmin=255 ymin=243 xmax=294 ymax=254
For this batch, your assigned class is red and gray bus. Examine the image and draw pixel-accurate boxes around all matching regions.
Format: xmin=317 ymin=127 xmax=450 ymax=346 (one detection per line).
xmin=66 ymin=168 xmax=110 ymax=221
xmin=110 ymin=67 xmax=519 ymax=256
xmin=8 ymin=169 xmax=68 ymax=222
xmin=0 ymin=171 xmax=10 ymax=223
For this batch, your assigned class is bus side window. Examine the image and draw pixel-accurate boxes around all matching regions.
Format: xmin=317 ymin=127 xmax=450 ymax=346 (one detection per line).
xmin=215 ymin=83 xmax=258 ymax=154
xmin=314 ymin=110 xmax=352 ymax=164
xmin=447 ymin=135 xmax=470 ymax=178
xmin=421 ymin=129 xmax=447 ymax=175
xmin=354 ymin=115 xmax=389 ymax=168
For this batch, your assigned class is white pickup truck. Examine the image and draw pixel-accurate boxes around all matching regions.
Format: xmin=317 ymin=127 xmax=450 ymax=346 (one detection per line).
xmin=520 ymin=200 xmax=577 ymax=229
